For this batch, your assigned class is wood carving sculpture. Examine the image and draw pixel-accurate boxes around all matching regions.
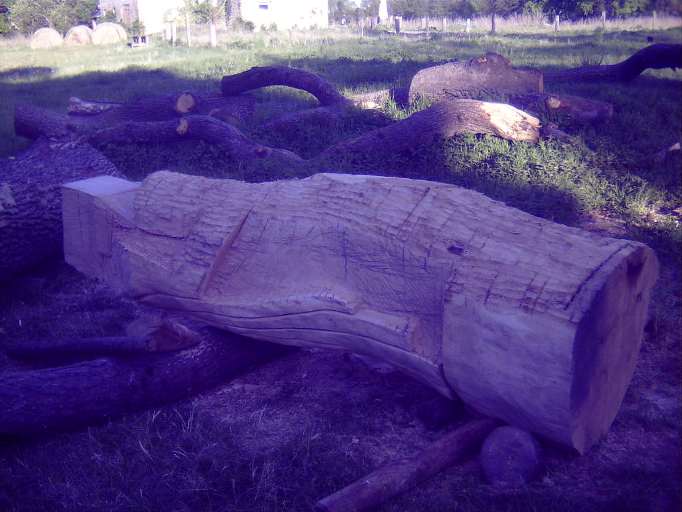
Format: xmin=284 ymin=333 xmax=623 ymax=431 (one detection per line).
xmin=62 ymin=171 xmax=658 ymax=453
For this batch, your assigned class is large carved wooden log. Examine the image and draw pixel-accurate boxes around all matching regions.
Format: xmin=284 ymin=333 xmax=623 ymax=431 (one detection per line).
xmin=0 ymin=139 xmax=120 ymax=282
xmin=62 ymin=172 xmax=659 ymax=453
xmin=221 ymin=66 xmax=351 ymax=107
xmin=544 ymin=44 xmax=682 ymax=83
xmin=315 ymin=418 xmax=499 ymax=512
xmin=408 ymin=53 xmax=543 ymax=103
xmin=0 ymin=324 xmax=288 ymax=436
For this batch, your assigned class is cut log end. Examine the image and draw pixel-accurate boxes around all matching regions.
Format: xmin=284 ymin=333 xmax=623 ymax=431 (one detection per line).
xmin=571 ymin=243 xmax=659 ymax=453
xmin=482 ymin=102 xmax=541 ymax=143
xmin=175 ymin=93 xmax=197 ymax=114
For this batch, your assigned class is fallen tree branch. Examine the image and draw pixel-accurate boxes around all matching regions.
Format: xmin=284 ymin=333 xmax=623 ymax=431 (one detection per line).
xmin=68 ymin=93 xmax=256 ymax=124
xmin=544 ymin=44 xmax=682 ymax=83
xmin=0 ymin=323 xmax=290 ymax=436
xmin=315 ymin=418 xmax=499 ymax=512
xmin=4 ymin=318 xmax=202 ymax=360
xmin=221 ymin=65 xmax=351 ymax=107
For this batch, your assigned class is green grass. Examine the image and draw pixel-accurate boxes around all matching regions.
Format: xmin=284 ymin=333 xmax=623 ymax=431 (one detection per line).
xmin=1 ymin=26 xmax=682 ymax=512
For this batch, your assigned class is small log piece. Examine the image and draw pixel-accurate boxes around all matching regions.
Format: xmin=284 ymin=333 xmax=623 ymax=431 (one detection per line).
xmin=315 ymin=418 xmax=499 ymax=512
xmin=62 ymin=171 xmax=658 ymax=453
xmin=409 ymin=53 xmax=543 ymax=103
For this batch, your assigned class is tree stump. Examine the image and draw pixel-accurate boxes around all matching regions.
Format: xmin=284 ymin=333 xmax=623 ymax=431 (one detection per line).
xmin=62 ymin=171 xmax=659 ymax=453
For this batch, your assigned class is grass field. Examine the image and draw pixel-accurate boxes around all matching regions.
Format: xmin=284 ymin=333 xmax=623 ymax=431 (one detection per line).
xmin=1 ymin=23 xmax=681 ymax=512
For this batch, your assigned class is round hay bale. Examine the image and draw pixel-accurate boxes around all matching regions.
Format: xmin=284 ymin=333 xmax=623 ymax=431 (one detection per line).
xmin=64 ymin=25 xmax=93 ymax=45
xmin=30 ymin=28 xmax=63 ymax=50
xmin=92 ymin=23 xmax=127 ymax=46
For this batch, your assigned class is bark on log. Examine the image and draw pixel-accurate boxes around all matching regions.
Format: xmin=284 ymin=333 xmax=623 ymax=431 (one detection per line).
xmin=544 ymin=44 xmax=682 ymax=83
xmin=0 ymin=324 xmax=288 ymax=436
xmin=408 ymin=53 xmax=543 ymax=103
xmin=221 ymin=66 xmax=351 ymax=107
xmin=510 ymin=93 xmax=613 ymax=125
xmin=4 ymin=318 xmax=201 ymax=360
xmin=315 ymin=418 xmax=499 ymax=512
xmin=62 ymin=171 xmax=659 ymax=453
xmin=0 ymin=139 xmax=120 ymax=282
xmin=320 ymin=100 xmax=541 ymax=160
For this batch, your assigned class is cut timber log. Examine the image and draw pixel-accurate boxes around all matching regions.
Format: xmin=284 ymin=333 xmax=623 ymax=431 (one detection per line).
xmin=409 ymin=53 xmax=543 ymax=103
xmin=315 ymin=418 xmax=499 ymax=512
xmin=544 ymin=44 xmax=682 ymax=83
xmin=62 ymin=171 xmax=659 ymax=453
xmin=4 ymin=318 xmax=201 ymax=360
xmin=510 ymin=93 xmax=613 ymax=125
xmin=221 ymin=65 xmax=350 ymax=107
xmin=0 ymin=139 xmax=120 ymax=282
xmin=0 ymin=324 xmax=288 ymax=436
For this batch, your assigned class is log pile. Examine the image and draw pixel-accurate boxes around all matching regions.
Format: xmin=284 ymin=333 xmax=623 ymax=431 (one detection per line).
xmin=62 ymin=171 xmax=658 ymax=454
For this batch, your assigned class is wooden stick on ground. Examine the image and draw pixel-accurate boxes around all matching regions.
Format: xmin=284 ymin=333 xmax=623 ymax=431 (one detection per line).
xmin=3 ymin=318 xmax=203 ymax=360
xmin=315 ymin=418 xmax=499 ymax=512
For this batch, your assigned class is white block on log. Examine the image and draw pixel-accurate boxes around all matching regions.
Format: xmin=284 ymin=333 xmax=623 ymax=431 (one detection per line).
xmin=62 ymin=172 xmax=658 ymax=453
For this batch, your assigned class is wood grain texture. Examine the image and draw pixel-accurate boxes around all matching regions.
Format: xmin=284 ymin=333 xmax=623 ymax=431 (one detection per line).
xmin=62 ymin=171 xmax=659 ymax=452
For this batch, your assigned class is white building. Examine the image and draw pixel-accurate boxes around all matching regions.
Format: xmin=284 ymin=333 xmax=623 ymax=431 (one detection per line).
xmin=98 ymin=1 xmax=184 ymax=35
xmin=240 ymin=0 xmax=328 ymax=30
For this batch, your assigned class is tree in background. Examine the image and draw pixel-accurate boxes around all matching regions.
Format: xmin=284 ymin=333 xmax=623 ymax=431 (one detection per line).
xmin=0 ymin=0 xmax=15 ymax=34
xmin=470 ymin=0 xmax=522 ymax=32
xmin=9 ymin=0 xmax=97 ymax=34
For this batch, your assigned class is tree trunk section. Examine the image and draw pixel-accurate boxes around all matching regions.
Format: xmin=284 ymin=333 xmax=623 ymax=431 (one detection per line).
xmin=0 ymin=324 xmax=288 ymax=436
xmin=409 ymin=53 xmax=543 ymax=103
xmin=315 ymin=418 xmax=499 ymax=512
xmin=62 ymin=171 xmax=659 ymax=453
xmin=544 ymin=44 xmax=682 ymax=83
xmin=0 ymin=139 xmax=120 ymax=282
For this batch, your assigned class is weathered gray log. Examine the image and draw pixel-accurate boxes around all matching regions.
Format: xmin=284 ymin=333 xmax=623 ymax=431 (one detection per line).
xmin=62 ymin=171 xmax=659 ymax=453
xmin=4 ymin=318 xmax=201 ymax=360
xmin=544 ymin=44 xmax=682 ymax=83
xmin=220 ymin=65 xmax=351 ymax=107
xmin=0 ymin=324 xmax=288 ymax=436
xmin=408 ymin=53 xmax=543 ymax=103
xmin=315 ymin=418 xmax=499 ymax=512
xmin=0 ymin=139 xmax=120 ymax=282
